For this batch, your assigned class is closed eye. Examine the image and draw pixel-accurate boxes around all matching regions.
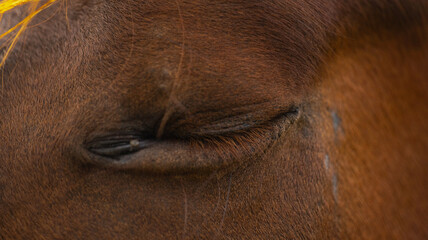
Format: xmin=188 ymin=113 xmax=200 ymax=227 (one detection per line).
xmin=81 ymin=107 xmax=300 ymax=174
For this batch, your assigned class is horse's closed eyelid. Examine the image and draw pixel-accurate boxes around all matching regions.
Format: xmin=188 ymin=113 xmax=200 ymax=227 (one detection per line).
xmin=81 ymin=107 xmax=300 ymax=173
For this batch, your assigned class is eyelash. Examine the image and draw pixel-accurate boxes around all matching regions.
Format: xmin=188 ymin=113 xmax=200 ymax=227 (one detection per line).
xmin=185 ymin=126 xmax=273 ymax=159
xmin=180 ymin=108 xmax=299 ymax=160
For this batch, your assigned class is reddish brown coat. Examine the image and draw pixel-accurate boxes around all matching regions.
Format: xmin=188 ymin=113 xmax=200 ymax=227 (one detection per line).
xmin=0 ymin=0 xmax=427 ymax=239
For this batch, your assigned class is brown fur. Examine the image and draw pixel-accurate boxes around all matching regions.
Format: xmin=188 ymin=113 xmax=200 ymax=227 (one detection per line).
xmin=0 ymin=0 xmax=427 ymax=239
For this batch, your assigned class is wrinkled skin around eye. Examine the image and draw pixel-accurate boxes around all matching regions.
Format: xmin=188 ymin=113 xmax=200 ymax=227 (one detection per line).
xmin=0 ymin=1 xmax=427 ymax=240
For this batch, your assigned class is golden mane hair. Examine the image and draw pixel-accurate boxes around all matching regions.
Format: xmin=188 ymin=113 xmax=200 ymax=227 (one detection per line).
xmin=0 ymin=0 xmax=58 ymax=66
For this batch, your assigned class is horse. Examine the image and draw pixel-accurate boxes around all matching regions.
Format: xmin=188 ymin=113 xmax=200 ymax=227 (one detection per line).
xmin=0 ymin=0 xmax=427 ymax=239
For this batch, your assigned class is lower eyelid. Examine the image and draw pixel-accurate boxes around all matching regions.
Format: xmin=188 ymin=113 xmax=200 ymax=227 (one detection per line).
xmin=81 ymin=129 xmax=274 ymax=174
xmin=81 ymin=140 xmax=226 ymax=173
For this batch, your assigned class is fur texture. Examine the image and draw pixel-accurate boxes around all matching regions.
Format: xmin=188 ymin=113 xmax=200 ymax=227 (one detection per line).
xmin=0 ymin=0 xmax=427 ymax=239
